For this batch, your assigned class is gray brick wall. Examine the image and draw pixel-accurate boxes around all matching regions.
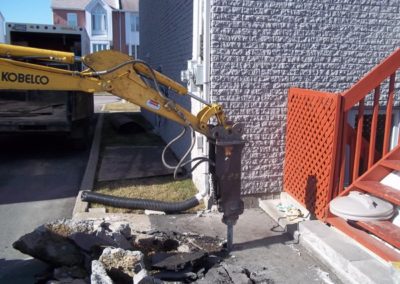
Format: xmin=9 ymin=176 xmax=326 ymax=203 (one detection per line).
xmin=210 ymin=0 xmax=400 ymax=195
xmin=139 ymin=0 xmax=193 ymax=159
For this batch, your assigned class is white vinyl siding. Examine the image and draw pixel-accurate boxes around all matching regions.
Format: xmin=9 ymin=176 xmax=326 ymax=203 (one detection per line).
xmin=92 ymin=43 xmax=109 ymax=52
xmin=91 ymin=4 xmax=107 ymax=35
xmin=130 ymin=44 xmax=139 ymax=58
xmin=130 ymin=14 xmax=139 ymax=32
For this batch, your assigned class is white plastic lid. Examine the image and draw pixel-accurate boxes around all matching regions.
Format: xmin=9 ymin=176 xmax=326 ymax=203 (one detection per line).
xmin=329 ymin=191 xmax=394 ymax=221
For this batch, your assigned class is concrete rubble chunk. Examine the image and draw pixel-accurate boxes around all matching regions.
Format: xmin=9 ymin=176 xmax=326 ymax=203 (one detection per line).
xmin=195 ymin=265 xmax=232 ymax=284
xmin=111 ymin=232 xmax=133 ymax=250
xmin=195 ymin=264 xmax=261 ymax=284
xmin=152 ymin=251 xmax=207 ymax=271
xmin=12 ymin=218 xmax=233 ymax=283
xmin=41 ymin=219 xmax=134 ymax=252
xmin=222 ymin=264 xmax=253 ymax=284
xmin=133 ymin=233 xmax=178 ymax=253
xmin=99 ymin=247 xmax=144 ymax=283
xmin=247 ymin=267 xmax=273 ymax=284
xmin=109 ymin=222 xmax=132 ymax=239
xmin=12 ymin=226 xmax=84 ymax=267
xmin=133 ymin=233 xmax=156 ymax=252
xmin=95 ymin=222 xmax=133 ymax=250
xmin=69 ymin=232 xmax=111 ymax=252
xmin=177 ymin=244 xmax=191 ymax=253
xmin=91 ymin=260 xmax=114 ymax=284
xmin=45 ymin=219 xmax=97 ymax=236
xmin=133 ymin=264 xmax=163 ymax=284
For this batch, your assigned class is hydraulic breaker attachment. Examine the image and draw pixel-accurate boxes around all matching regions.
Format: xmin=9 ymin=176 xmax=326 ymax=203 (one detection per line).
xmin=209 ymin=123 xmax=245 ymax=251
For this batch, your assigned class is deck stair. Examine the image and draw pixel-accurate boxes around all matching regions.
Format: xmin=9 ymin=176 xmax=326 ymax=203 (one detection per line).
xmin=284 ymin=48 xmax=400 ymax=262
xmin=328 ymin=145 xmax=400 ymax=261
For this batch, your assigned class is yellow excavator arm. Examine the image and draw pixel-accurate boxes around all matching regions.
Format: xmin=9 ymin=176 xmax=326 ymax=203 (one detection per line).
xmin=0 ymin=43 xmax=245 ymax=251
xmin=0 ymin=44 xmax=226 ymax=137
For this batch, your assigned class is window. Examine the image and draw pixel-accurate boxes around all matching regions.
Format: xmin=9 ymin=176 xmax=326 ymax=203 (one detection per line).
xmin=130 ymin=14 xmax=139 ymax=32
xmin=130 ymin=44 xmax=139 ymax=58
xmin=91 ymin=4 xmax=107 ymax=35
xmin=92 ymin=43 xmax=108 ymax=52
xmin=67 ymin=13 xmax=78 ymax=27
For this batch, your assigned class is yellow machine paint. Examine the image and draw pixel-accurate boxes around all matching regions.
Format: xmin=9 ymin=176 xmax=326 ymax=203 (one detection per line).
xmin=0 ymin=44 xmax=227 ymax=137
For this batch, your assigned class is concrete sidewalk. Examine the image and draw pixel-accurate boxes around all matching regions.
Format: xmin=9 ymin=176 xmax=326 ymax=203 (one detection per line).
xmin=259 ymin=196 xmax=400 ymax=284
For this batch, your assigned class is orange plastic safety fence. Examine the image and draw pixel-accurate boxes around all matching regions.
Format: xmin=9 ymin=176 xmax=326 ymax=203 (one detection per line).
xmin=284 ymin=88 xmax=342 ymax=220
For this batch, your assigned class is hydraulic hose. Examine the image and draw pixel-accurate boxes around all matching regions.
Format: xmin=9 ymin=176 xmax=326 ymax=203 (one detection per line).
xmin=81 ymin=191 xmax=201 ymax=213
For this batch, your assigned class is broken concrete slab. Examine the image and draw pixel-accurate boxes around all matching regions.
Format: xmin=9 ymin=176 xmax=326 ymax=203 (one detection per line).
xmin=94 ymin=224 xmax=133 ymax=250
xmin=133 ymin=232 xmax=179 ymax=253
xmin=151 ymin=251 xmax=207 ymax=271
xmin=99 ymin=247 xmax=144 ymax=283
xmin=47 ymin=219 xmax=133 ymax=252
xmin=221 ymin=264 xmax=253 ymax=284
xmin=194 ymin=264 xmax=257 ymax=284
xmin=91 ymin=260 xmax=113 ymax=284
xmin=12 ymin=226 xmax=84 ymax=267
xmin=18 ymin=210 xmax=345 ymax=284
xmin=133 ymin=266 xmax=163 ymax=284
xmin=195 ymin=265 xmax=230 ymax=284
xmin=108 ymin=222 xmax=132 ymax=239
xmin=153 ymin=269 xmax=198 ymax=282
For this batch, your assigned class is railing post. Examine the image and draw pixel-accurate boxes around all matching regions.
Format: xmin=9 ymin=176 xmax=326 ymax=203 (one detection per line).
xmin=339 ymin=111 xmax=348 ymax=194
xmin=353 ymin=99 xmax=365 ymax=181
xmin=383 ymin=73 xmax=396 ymax=155
xmin=368 ymin=86 xmax=380 ymax=169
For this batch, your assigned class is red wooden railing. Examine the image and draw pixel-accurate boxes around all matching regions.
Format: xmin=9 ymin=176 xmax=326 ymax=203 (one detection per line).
xmin=337 ymin=48 xmax=400 ymax=195
xmin=284 ymin=48 xmax=400 ymax=261
xmin=284 ymin=48 xmax=400 ymax=220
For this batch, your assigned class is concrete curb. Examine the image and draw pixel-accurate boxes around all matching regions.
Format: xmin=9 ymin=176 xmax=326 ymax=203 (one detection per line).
xmin=72 ymin=113 xmax=104 ymax=217
xmin=259 ymin=198 xmax=399 ymax=284
xmin=300 ymin=221 xmax=396 ymax=284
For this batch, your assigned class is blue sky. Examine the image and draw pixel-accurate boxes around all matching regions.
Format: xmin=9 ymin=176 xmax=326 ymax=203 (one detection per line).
xmin=0 ymin=0 xmax=52 ymax=24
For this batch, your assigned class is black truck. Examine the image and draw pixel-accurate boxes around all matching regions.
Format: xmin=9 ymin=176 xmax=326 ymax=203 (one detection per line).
xmin=0 ymin=23 xmax=93 ymax=147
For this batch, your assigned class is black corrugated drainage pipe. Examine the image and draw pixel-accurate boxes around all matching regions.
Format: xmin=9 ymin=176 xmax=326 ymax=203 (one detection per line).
xmin=81 ymin=191 xmax=201 ymax=213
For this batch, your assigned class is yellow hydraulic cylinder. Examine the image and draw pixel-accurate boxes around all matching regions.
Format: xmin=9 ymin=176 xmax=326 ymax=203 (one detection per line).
xmin=0 ymin=43 xmax=76 ymax=64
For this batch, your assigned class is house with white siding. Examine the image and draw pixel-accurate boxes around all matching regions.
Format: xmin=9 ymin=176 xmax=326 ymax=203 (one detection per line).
xmin=51 ymin=0 xmax=139 ymax=57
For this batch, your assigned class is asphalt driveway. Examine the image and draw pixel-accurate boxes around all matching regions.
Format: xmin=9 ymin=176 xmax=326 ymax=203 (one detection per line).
xmin=0 ymin=133 xmax=90 ymax=280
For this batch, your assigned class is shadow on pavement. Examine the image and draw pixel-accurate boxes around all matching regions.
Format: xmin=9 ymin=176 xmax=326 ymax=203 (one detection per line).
xmin=0 ymin=258 xmax=49 ymax=284
xmin=232 ymin=234 xmax=293 ymax=252
xmin=0 ymin=133 xmax=90 ymax=204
